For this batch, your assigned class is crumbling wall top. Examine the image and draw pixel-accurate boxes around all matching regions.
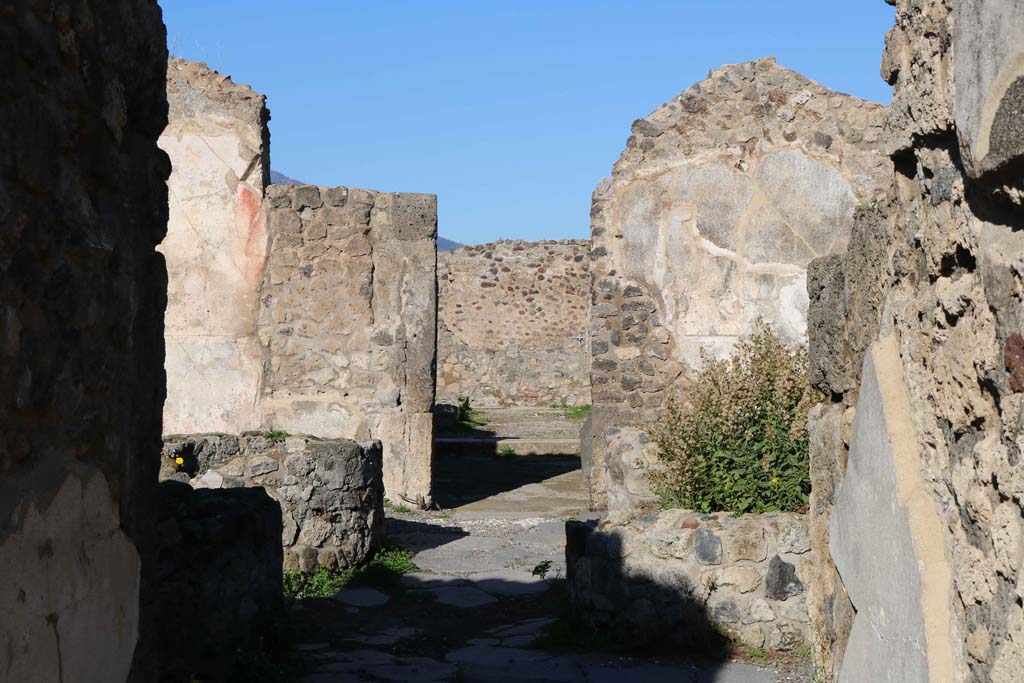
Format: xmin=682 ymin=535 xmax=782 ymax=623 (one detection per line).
xmin=167 ymin=58 xmax=269 ymax=128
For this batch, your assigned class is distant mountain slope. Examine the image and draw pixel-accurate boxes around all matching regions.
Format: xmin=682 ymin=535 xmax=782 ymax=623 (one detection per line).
xmin=271 ymin=170 xmax=462 ymax=251
xmin=269 ymin=170 xmax=304 ymax=185
xmin=438 ymin=237 xmax=464 ymax=252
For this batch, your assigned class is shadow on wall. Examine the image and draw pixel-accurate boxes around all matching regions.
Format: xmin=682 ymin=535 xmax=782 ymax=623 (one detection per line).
xmin=565 ymin=520 xmax=732 ymax=666
xmin=151 ymin=481 xmax=285 ymax=682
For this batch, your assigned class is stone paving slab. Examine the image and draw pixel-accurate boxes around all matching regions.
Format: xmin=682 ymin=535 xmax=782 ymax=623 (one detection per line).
xmin=333 ymin=587 xmax=390 ymax=607
xmin=346 ymin=626 xmax=419 ymax=646
xmin=467 ymin=569 xmax=551 ymax=596
xmin=316 ymin=650 xmax=457 ymax=682
xmin=401 ymin=572 xmax=471 ymax=589
xmin=428 ymin=585 xmax=500 ymax=608
xmin=446 ymin=645 xmax=583 ymax=683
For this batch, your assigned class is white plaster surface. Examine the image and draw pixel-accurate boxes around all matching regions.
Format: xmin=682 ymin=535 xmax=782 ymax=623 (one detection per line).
xmin=0 ymin=470 xmax=140 ymax=683
xmin=830 ymin=338 xmax=954 ymax=683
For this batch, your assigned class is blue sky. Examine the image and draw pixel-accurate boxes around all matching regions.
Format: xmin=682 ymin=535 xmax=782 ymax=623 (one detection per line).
xmin=162 ymin=1 xmax=895 ymax=245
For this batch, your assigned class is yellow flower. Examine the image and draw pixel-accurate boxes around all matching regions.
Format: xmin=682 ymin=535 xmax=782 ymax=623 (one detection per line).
xmin=175 ymin=457 xmax=184 ymax=465
xmin=771 ymin=476 xmax=780 ymax=485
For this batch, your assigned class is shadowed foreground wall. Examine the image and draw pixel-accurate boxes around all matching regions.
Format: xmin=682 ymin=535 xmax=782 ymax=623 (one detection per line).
xmin=438 ymin=240 xmax=591 ymax=408
xmin=808 ymin=0 xmax=1024 ymax=680
xmin=0 ymin=2 xmax=168 ymax=680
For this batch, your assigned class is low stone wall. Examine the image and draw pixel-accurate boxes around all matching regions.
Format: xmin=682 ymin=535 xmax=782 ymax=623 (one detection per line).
xmin=161 ymin=433 xmax=385 ymax=571
xmin=438 ymin=240 xmax=590 ymax=407
xmin=566 ymin=510 xmax=810 ymax=652
xmin=154 ymin=481 xmax=284 ymax=682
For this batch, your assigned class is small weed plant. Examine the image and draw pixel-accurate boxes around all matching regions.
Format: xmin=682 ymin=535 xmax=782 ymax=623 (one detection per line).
xmin=498 ymin=445 xmax=516 ymax=457
xmin=451 ymin=396 xmax=487 ymax=432
xmin=283 ymin=545 xmax=418 ymax=599
xmin=261 ymin=429 xmax=288 ymax=443
xmin=550 ymin=403 xmax=592 ymax=420
xmin=383 ymin=498 xmax=414 ymax=515
xmin=650 ymin=322 xmax=817 ymax=514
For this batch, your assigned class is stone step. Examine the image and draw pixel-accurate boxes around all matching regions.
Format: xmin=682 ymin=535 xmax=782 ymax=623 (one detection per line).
xmin=445 ymin=426 xmax=581 ymax=441
xmin=434 ymin=436 xmax=580 ymax=456
xmin=470 ymin=407 xmax=583 ymax=423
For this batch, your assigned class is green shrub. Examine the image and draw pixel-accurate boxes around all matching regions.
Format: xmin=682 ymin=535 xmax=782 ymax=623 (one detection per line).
xmin=282 ymin=545 xmax=418 ymax=599
xmin=650 ymin=322 xmax=817 ymax=514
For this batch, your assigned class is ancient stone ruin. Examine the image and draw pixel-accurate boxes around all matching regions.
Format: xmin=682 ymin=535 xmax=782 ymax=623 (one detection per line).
xmin=159 ymin=59 xmax=437 ymax=506
xmin=438 ymin=240 xmax=591 ymax=408
xmin=1 ymin=2 xmax=169 ymax=679
xmin=2 ymin=0 xmax=1023 ymax=681
xmin=807 ymin=0 xmax=1024 ymax=679
xmin=587 ymin=57 xmax=890 ymax=512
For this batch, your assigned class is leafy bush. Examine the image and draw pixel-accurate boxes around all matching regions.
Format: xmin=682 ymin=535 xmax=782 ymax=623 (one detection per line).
xmin=650 ymin=322 xmax=816 ymax=514
xmin=282 ymin=545 xmax=418 ymax=599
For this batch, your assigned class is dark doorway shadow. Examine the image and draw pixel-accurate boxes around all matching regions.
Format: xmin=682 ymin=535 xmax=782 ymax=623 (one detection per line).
xmin=385 ymin=516 xmax=470 ymax=553
xmin=431 ymin=403 xmax=583 ymax=509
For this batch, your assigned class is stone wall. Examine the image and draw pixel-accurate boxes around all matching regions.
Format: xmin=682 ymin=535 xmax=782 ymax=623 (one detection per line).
xmin=154 ymin=482 xmax=283 ymax=682
xmin=262 ymin=184 xmax=436 ymax=504
xmin=159 ymin=63 xmax=438 ymax=504
xmin=566 ymin=510 xmax=810 ymax=652
xmin=587 ymin=58 xmax=891 ymax=510
xmin=0 ymin=2 xmax=168 ymax=680
xmin=807 ymin=1 xmax=1024 ymax=681
xmin=437 ymin=240 xmax=591 ymax=407
xmin=160 ymin=58 xmax=271 ymax=435
xmin=161 ymin=433 xmax=385 ymax=571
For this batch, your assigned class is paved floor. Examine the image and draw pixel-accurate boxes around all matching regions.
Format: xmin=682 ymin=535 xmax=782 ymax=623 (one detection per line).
xmin=296 ymin=411 xmax=809 ymax=682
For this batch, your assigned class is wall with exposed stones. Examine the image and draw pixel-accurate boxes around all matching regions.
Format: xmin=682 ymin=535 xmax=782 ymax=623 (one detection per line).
xmin=566 ymin=511 xmax=810 ymax=652
xmin=161 ymin=433 xmax=384 ymax=571
xmin=586 ymin=58 xmax=891 ymax=510
xmin=153 ymin=482 xmax=283 ymax=681
xmin=438 ymin=240 xmax=591 ymax=407
xmin=160 ymin=58 xmax=271 ymax=435
xmin=262 ymin=185 xmax=437 ymax=504
xmin=807 ymin=1 xmax=1024 ymax=681
xmin=0 ymin=2 xmax=168 ymax=680
xmin=159 ymin=63 xmax=437 ymax=505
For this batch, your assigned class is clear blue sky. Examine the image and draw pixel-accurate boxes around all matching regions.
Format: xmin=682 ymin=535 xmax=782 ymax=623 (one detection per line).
xmin=162 ymin=1 xmax=895 ymax=246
